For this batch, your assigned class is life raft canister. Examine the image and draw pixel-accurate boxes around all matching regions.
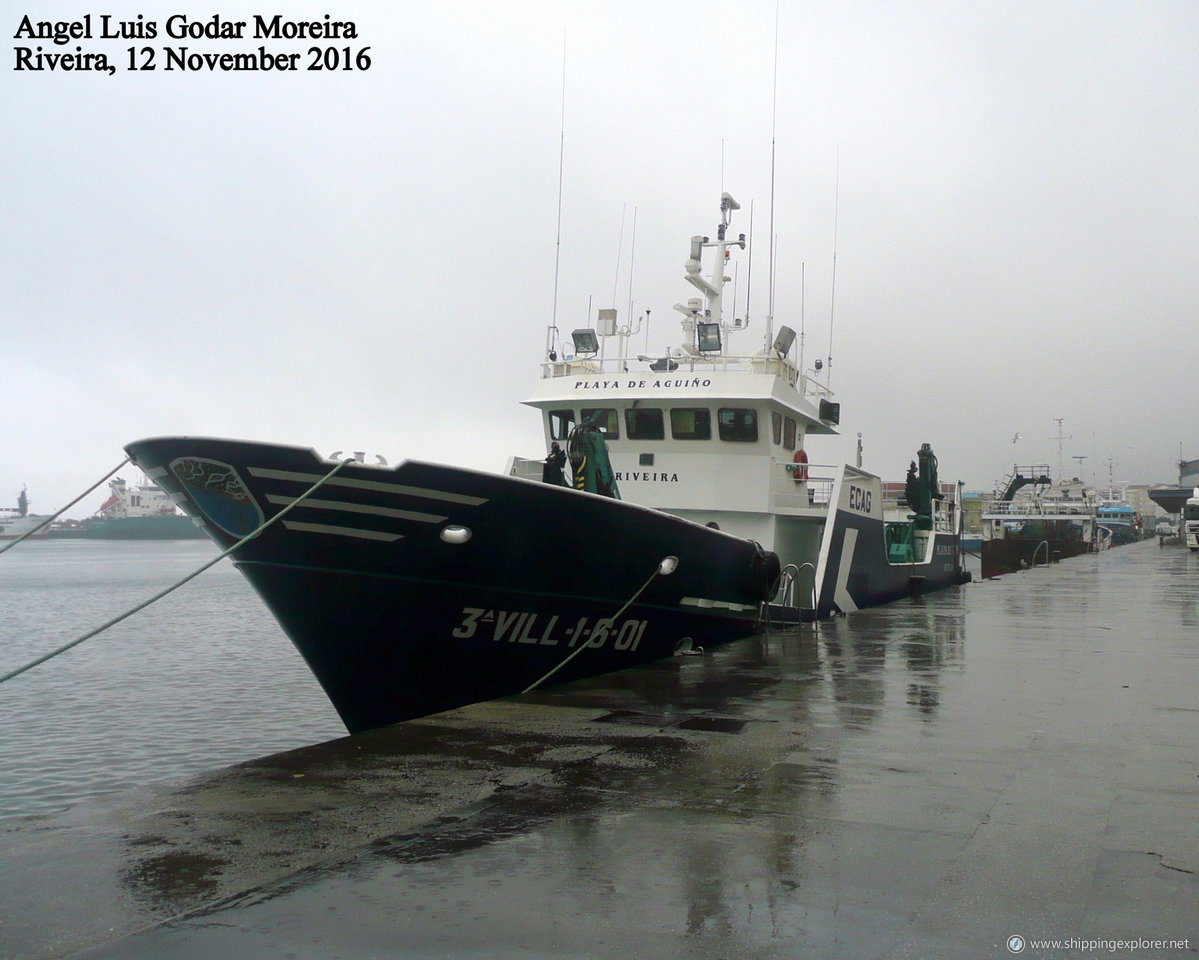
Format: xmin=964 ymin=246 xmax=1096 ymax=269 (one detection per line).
xmin=792 ymin=448 xmax=809 ymax=483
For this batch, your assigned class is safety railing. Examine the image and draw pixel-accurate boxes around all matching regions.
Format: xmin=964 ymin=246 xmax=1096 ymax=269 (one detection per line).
xmin=983 ymin=499 xmax=1095 ymax=517
xmin=881 ymin=493 xmax=959 ymax=533
xmin=539 ymin=352 xmax=834 ymax=403
xmin=773 ymin=462 xmax=836 ymax=512
xmin=542 ymin=352 xmax=801 ymax=379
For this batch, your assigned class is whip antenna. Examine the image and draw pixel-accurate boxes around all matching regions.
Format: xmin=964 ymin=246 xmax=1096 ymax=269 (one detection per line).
xmin=744 ymin=200 xmax=755 ymax=330
xmin=827 ymin=149 xmax=840 ymax=387
xmin=548 ymin=31 xmax=567 ymax=360
xmin=765 ymin=0 xmax=780 ymax=352
xmin=799 ymin=260 xmax=805 ymax=372
xmin=626 ymin=206 xmax=638 ymax=325
xmin=611 ymin=202 xmax=626 ymax=308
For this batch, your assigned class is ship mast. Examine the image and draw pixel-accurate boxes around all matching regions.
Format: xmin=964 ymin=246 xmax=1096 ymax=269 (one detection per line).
xmin=1050 ymin=418 xmax=1071 ymax=481
xmin=677 ymin=193 xmax=745 ymax=355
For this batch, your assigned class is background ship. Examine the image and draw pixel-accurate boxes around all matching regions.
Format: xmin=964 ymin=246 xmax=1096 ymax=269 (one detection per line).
xmin=1147 ymin=456 xmax=1199 ymax=516
xmin=50 ymin=476 xmax=205 ymax=540
xmin=0 ymin=488 xmax=51 ymax=541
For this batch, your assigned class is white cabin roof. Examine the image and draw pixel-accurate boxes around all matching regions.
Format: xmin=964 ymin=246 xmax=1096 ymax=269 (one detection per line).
xmin=523 ymin=360 xmax=837 ymax=434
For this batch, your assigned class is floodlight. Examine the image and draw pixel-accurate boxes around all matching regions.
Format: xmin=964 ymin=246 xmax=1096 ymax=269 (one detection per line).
xmin=571 ymin=329 xmax=599 ymax=355
xmin=696 ymin=322 xmax=722 ymax=353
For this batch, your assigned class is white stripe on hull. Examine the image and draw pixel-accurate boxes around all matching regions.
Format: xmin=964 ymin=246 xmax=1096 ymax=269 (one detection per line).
xmin=263 ymin=494 xmax=446 ymax=524
xmin=248 ymin=467 xmax=488 ymax=506
xmin=282 ymin=521 xmax=403 ymax=541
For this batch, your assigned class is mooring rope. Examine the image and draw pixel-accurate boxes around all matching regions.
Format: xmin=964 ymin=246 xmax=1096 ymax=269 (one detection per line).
xmin=0 ymin=457 xmax=131 ymax=557
xmin=0 ymin=456 xmax=354 ymax=686
xmin=521 ymin=556 xmax=676 ymax=695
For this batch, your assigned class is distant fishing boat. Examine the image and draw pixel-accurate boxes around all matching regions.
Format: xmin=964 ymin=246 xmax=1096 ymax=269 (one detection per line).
xmin=1095 ymin=500 xmax=1142 ymax=546
xmin=980 ymin=465 xmax=1101 ymax=577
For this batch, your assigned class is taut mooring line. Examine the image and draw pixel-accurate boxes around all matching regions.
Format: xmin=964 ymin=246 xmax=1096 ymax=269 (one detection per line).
xmin=0 ymin=457 xmax=131 ymax=557
xmin=521 ymin=556 xmax=678 ymax=695
xmin=0 ymin=457 xmax=354 ymax=686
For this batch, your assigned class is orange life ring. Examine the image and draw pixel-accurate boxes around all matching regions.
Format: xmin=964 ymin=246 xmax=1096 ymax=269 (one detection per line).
xmin=793 ymin=448 xmax=809 ymax=483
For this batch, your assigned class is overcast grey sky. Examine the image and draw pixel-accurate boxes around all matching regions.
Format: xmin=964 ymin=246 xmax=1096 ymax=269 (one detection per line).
xmin=4 ymin=0 xmax=1197 ymax=517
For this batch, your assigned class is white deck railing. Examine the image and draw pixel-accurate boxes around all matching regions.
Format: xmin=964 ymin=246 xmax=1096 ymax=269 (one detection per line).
xmin=983 ymin=499 xmax=1094 ymax=517
xmin=539 ymin=353 xmax=834 ymax=402
xmin=772 ymin=461 xmax=836 ymax=512
xmin=543 ymin=352 xmax=799 ymax=378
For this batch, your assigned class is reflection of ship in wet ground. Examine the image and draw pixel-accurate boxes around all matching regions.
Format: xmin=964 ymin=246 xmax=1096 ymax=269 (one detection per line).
xmin=980 ymin=465 xmax=1102 ymax=578
xmin=16 ymin=600 xmax=969 ymax=953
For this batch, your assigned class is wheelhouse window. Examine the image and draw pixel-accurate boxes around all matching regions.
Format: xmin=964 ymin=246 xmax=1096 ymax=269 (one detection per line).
xmin=718 ymin=408 xmax=758 ymax=442
xmin=670 ymin=408 xmax=711 ymax=440
xmin=625 ymin=407 xmax=665 ymax=440
xmin=784 ymin=417 xmax=797 ymax=451
xmin=581 ymin=408 xmax=620 ymax=439
xmin=549 ymin=409 xmax=575 ymax=441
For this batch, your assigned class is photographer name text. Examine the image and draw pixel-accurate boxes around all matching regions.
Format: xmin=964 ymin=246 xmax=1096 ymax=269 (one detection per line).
xmin=12 ymin=13 xmax=371 ymax=75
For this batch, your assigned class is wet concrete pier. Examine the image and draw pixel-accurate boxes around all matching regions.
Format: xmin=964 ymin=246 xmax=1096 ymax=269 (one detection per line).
xmin=2 ymin=541 xmax=1196 ymax=959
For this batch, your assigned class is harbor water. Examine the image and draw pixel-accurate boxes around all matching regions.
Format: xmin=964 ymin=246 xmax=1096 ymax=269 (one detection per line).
xmin=0 ymin=540 xmax=344 ymax=820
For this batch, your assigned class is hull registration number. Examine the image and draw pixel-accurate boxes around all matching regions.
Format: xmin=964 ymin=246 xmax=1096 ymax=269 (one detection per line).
xmin=452 ymin=608 xmax=648 ymax=651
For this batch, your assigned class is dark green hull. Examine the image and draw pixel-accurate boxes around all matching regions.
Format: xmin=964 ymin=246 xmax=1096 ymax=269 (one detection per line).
xmin=80 ymin=516 xmax=205 ymax=540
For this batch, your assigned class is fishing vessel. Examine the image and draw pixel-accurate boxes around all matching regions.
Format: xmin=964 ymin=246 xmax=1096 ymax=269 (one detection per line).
xmin=125 ymin=193 xmax=968 ymax=734
xmin=1095 ymin=500 xmax=1142 ymax=546
xmin=980 ymin=466 xmax=1102 ymax=577
xmin=0 ymin=488 xmax=51 ymax=541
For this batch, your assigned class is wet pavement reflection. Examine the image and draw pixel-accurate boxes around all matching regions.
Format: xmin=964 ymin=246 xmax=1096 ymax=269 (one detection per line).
xmin=1 ymin=541 xmax=1195 ymax=959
